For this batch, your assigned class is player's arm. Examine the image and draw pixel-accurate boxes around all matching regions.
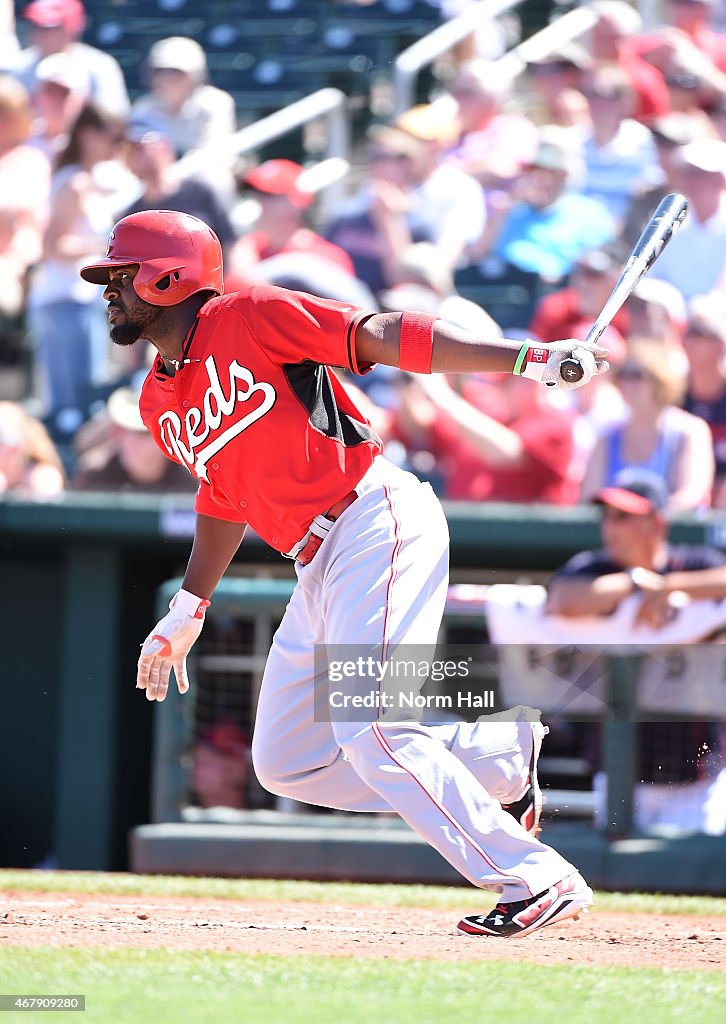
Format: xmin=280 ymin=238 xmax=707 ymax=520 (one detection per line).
xmin=353 ymin=312 xmax=608 ymax=388
xmin=137 ymin=515 xmax=247 ymax=702
xmin=183 ymin=514 xmax=248 ymax=600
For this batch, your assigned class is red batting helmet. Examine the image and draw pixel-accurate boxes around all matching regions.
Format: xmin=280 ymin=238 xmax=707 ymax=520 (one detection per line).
xmin=80 ymin=210 xmax=223 ymax=306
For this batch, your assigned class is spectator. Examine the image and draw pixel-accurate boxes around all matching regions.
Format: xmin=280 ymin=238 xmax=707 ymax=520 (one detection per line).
xmin=647 ymin=138 xmax=726 ymax=301
xmin=131 ymin=36 xmax=236 ymax=200
xmin=227 ymin=159 xmax=354 ymax=285
xmin=27 ymin=102 xmax=128 ymax=442
xmin=122 ymin=114 xmax=236 ymax=256
xmin=396 ymin=369 xmax=579 ymax=504
xmin=633 ymin=0 xmax=726 ymax=78
xmin=663 ymin=64 xmax=721 ymax=130
xmin=546 ymin=468 xmax=726 ymax=836
xmin=394 ymin=102 xmax=487 ymax=274
xmin=529 ymin=243 xmax=630 ymax=344
xmin=28 ymin=50 xmax=88 ymax=161
xmin=0 ymin=74 xmax=49 ymax=268
xmin=0 ymin=73 xmax=50 ymax=315
xmin=465 ymin=126 xmax=615 ymax=326
xmin=0 ymin=399 xmax=64 ymax=496
xmin=620 ymin=111 xmax=706 ymax=250
xmin=580 ymin=338 xmax=714 ymax=511
xmin=373 ymin=240 xmax=504 ymax=418
xmin=681 ymin=292 xmax=726 ymax=505
xmin=625 ymin=277 xmax=687 ymax=356
xmin=525 ymin=44 xmax=592 ymax=128
xmin=71 ymin=385 xmax=197 ymax=493
xmin=190 ymin=721 xmax=251 ymax=811
xmin=588 ymin=1 xmax=670 ymax=121
xmin=379 ymin=241 xmax=504 ymax=338
xmin=324 ymin=126 xmax=436 ymax=297
xmin=550 ymin=468 xmax=726 ymax=621
xmin=529 ymin=246 xmax=630 ymax=461
xmin=443 ymin=59 xmax=540 ymax=189
xmin=579 ymin=65 xmax=661 ymax=226
xmin=14 ymin=0 xmax=128 ymax=117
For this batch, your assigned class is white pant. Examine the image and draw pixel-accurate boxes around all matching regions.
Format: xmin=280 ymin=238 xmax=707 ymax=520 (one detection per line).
xmin=252 ymin=458 xmax=575 ymax=900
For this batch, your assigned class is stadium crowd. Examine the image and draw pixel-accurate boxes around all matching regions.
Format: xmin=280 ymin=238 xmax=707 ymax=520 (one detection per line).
xmin=0 ymin=0 xmax=725 ymax=516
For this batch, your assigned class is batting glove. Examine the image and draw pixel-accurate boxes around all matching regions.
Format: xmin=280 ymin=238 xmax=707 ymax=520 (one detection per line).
xmin=137 ymin=589 xmax=210 ymax=702
xmin=513 ymin=340 xmax=609 ymax=391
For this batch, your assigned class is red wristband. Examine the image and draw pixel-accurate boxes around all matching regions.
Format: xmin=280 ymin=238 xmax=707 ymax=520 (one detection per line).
xmin=398 ymin=311 xmax=436 ymax=374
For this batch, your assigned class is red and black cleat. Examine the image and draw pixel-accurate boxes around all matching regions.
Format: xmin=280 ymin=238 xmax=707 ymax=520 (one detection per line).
xmin=457 ymin=874 xmax=594 ymax=938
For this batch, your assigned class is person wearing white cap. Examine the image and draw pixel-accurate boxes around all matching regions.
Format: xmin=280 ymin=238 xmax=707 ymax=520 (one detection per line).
xmin=70 ymin=385 xmax=197 ymax=494
xmin=29 ymin=50 xmax=88 ymax=159
xmin=640 ymin=138 xmax=726 ymax=301
xmin=13 ymin=0 xmax=128 ymax=118
xmin=130 ymin=36 xmax=236 ymax=200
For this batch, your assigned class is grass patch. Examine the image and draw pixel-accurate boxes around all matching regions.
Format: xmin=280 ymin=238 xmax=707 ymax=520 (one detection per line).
xmin=1 ymin=947 xmax=723 ymax=1024
xmin=1 ymin=870 xmax=725 ymax=916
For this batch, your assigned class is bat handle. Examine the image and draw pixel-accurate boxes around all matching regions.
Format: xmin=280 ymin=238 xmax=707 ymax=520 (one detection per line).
xmin=559 ymin=357 xmax=584 ymax=384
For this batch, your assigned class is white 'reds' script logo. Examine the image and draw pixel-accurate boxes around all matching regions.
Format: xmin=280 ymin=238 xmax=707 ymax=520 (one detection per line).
xmin=158 ymin=356 xmax=276 ymax=480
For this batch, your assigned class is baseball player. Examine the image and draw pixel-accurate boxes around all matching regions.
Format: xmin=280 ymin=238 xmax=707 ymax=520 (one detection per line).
xmin=81 ymin=210 xmax=607 ymax=938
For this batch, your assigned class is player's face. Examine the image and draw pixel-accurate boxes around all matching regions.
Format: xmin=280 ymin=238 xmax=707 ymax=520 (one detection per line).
xmin=103 ymin=267 xmax=164 ymax=347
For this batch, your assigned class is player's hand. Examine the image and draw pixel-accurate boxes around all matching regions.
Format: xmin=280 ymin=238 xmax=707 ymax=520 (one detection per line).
xmin=137 ymin=589 xmax=210 ymax=702
xmin=517 ymin=339 xmax=609 ymax=391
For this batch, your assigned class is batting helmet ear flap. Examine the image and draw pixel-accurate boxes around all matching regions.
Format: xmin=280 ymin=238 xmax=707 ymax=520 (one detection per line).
xmin=154 ymin=271 xmax=180 ymax=294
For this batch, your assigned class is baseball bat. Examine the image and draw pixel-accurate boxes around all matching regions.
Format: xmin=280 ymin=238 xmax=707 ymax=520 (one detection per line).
xmin=558 ymin=192 xmax=689 ymax=384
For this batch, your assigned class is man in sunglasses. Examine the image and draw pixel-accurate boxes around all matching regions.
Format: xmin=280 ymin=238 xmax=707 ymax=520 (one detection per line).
xmin=547 ymin=468 xmax=726 ymax=629
xmin=546 ymin=465 xmax=726 ymax=836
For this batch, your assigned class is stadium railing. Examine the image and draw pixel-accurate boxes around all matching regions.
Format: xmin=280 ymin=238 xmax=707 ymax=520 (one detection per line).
xmin=392 ymin=0 xmax=599 ymax=116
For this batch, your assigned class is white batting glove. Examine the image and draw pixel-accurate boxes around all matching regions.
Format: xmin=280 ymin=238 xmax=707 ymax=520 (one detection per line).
xmin=513 ymin=340 xmax=610 ymax=391
xmin=137 ymin=589 xmax=210 ymax=702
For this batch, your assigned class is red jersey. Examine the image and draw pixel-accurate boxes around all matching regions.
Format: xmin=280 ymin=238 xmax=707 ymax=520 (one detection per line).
xmin=139 ymin=285 xmax=382 ymax=553
xmin=427 ymin=382 xmax=578 ymax=504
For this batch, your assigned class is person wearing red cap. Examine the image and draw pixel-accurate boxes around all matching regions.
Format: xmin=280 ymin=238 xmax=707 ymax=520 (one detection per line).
xmin=548 ymin=467 xmax=726 ymax=628
xmin=227 ymin=159 xmax=355 ymax=284
xmin=14 ymin=0 xmax=128 ymax=117
xmin=547 ymin=464 xmax=726 ymax=836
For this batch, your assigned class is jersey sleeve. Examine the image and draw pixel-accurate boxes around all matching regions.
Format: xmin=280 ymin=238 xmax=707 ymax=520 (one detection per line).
xmin=194 ymin=480 xmax=248 ymax=524
xmin=232 ymin=284 xmax=375 ymax=375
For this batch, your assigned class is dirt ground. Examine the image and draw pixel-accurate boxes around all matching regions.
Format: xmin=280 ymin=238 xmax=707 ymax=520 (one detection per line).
xmin=0 ymin=890 xmax=724 ymax=969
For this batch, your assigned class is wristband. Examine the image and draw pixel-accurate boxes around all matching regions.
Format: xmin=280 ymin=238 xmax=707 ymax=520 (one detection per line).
xmin=513 ymin=342 xmax=550 ymax=382
xmin=398 ymin=311 xmax=436 ymax=374
xmin=172 ymin=588 xmax=211 ymax=618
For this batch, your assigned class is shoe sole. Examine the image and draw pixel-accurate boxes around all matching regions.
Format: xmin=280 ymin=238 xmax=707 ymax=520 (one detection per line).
xmin=457 ymin=884 xmax=594 ymax=938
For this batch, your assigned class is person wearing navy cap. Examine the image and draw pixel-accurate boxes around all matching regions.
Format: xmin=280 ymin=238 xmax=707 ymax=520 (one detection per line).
xmin=548 ymin=467 xmax=726 ymax=629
